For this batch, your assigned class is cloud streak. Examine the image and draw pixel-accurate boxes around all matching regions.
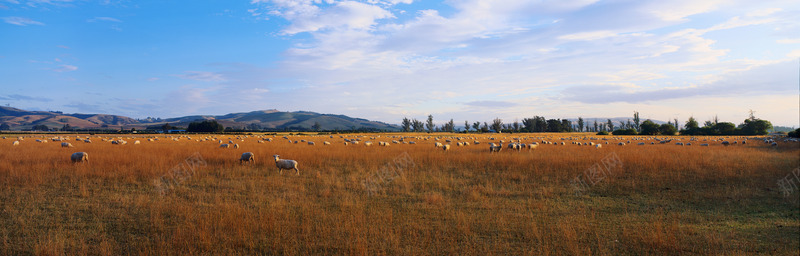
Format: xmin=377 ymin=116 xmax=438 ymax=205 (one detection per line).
xmin=2 ymin=16 xmax=44 ymax=26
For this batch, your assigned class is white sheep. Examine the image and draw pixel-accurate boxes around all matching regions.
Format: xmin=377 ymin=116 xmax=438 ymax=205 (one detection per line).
xmin=442 ymin=144 xmax=451 ymax=151
xmin=220 ymin=144 xmax=230 ymax=148
xmin=274 ymin=155 xmax=300 ymax=175
xmin=700 ymin=143 xmax=709 ymax=146
xmin=595 ymin=144 xmax=602 ymax=149
xmin=61 ymin=142 xmax=74 ymax=148
xmin=364 ymin=141 xmax=373 ymax=146
xmin=308 ymin=141 xmax=315 ymax=146
xmin=234 ymin=144 xmax=240 ymax=148
xmin=240 ymin=152 xmax=255 ymax=164
xmin=71 ymin=152 xmax=88 ymax=163
xmin=721 ymin=141 xmax=730 ymax=146
xmin=323 ymin=141 xmax=331 ymax=145
xmin=528 ymin=143 xmax=538 ymax=150
xmin=134 ymin=140 xmax=141 ymax=145
xmin=489 ymin=143 xmax=502 ymax=153
xmin=12 ymin=141 xmax=19 ymax=146
xmin=434 ymin=142 xmax=443 ymax=147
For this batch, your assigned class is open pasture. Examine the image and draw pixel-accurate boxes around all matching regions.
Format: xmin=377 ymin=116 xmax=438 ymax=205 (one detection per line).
xmin=0 ymin=133 xmax=798 ymax=255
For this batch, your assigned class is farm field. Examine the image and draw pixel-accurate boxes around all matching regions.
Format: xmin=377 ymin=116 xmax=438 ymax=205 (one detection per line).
xmin=0 ymin=133 xmax=798 ymax=255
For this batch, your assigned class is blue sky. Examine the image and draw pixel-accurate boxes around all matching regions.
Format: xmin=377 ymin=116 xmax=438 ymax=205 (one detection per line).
xmin=1 ymin=0 xmax=798 ymax=127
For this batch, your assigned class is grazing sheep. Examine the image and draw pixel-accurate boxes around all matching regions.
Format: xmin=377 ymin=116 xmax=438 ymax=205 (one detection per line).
xmin=344 ymin=142 xmax=349 ymax=146
xmin=618 ymin=142 xmax=625 ymax=146
xmin=442 ymin=144 xmax=451 ymax=151
xmin=273 ymin=155 xmax=300 ymax=175
xmin=71 ymin=152 xmax=88 ymax=163
xmin=675 ymin=142 xmax=683 ymax=146
xmin=308 ymin=141 xmax=315 ymax=146
xmin=721 ymin=141 xmax=730 ymax=146
xmin=323 ymin=141 xmax=331 ymax=145
xmin=84 ymin=139 xmax=91 ymax=143
xmin=528 ymin=143 xmax=538 ymax=150
xmin=595 ymin=144 xmax=602 ymax=149
xmin=637 ymin=142 xmax=645 ymax=145
xmin=134 ymin=140 xmax=141 ymax=145
xmin=12 ymin=141 xmax=20 ymax=146
xmin=240 ymin=152 xmax=255 ymax=164
xmin=220 ymin=144 xmax=230 ymax=148
xmin=489 ymin=143 xmax=502 ymax=153
xmin=700 ymin=143 xmax=709 ymax=146
xmin=364 ymin=141 xmax=373 ymax=146
xmin=234 ymin=144 xmax=240 ymax=149
xmin=61 ymin=142 xmax=74 ymax=148
xmin=434 ymin=142 xmax=443 ymax=147
xmin=771 ymin=142 xmax=778 ymax=147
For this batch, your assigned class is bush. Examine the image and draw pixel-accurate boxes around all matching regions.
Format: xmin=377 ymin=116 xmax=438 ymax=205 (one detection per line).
xmin=788 ymin=128 xmax=800 ymax=138
xmin=658 ymin=124 xmax=677 ymax=135
xmin=187 ymin=120 xmax=224 ymax=133
xmin=596 ymin=131 xmax=609 ymax=135
xmin=612 ymin=129 xmax=638 ymax=135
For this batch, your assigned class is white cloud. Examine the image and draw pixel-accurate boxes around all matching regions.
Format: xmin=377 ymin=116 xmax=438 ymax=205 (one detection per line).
xmin=87 ymin=16 xmax=121 ymax=22
xmin=54 ymin=64 xmax=77 ymax=72
xmin=777 ymin=38 xmax=800 ymax=44
xmin=2 ymin=16 xmax=44 ymax=26
xmin=642 ymin=0 xmax=725 ymax=22
xmin=174 ymin=71 xmax=226 ymax=82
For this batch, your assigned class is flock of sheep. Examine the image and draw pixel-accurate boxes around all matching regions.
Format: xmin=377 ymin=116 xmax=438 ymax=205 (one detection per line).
xmin=4 ymin=133 xmax=794 ymax=175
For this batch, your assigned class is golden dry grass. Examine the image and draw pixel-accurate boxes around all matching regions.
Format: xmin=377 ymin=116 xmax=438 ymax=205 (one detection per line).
xmin=0 ymin=133 xmax=798 ymax=255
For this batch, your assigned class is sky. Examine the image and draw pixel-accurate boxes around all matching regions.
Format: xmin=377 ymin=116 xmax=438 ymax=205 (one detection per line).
xmin=1 ymin=0 xmax=799 ymax=127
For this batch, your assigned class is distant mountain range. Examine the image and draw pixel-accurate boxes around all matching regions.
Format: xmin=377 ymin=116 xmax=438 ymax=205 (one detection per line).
xmin=0 ymin=106 xmax=400 ymax=131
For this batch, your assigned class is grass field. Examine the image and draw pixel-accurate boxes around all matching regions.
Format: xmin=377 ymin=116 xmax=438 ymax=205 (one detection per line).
xmin=0 ymin=133 xmax=798 ymax=255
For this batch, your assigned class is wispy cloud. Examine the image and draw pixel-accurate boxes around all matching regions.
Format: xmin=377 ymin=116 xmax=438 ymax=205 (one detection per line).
xmin=465 ymin=100 xmax=519 ymax=108
xmin=87 ymin=16 xmax=121 ymax=22
xmin=2 ymin=16 xmax=44 ymax=26
xmin=174 ymin=71 xmax=226 ymax=82
xmin=53 ymin=64 xmax=77 ymax=72
xmin=0 ymin=94 xmax=53 ymax=102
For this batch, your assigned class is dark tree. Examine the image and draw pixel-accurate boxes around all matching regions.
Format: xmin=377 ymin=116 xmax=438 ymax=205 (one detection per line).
xmin=491 ymin=118 xmax=503 ymax=132
xmin=681 ymin=116 xmax=699 ymax=135
xmin=425 ymin=115 xmax=434 ymax=133
xmin=658 ymin=123 xmax=677 ymax=135
xmin=739 ymin=119 xmax=772 ymax=135
xmin=546 ymin=119 xmax=561 ymax=132
xmin=472 ymin=121 xmax=481 ymax=132
xmin=578 ymin=117 xmax=585 ymax=132
xmin=561 ymin=119 xmax=573 ymax=132
xmin=639 ymin=120 xmax=659 ymax=135
xmin=606 ymin=119 xmax=615 ymax=131
xmin=412 ymin=119 xmax=425 ymax=132
xmin=464 ymin=120 xmax=470 ymax=132
xmin=312 ymin=121 xmax=322 ymax=131
xmin=402 ymin=117 xmax=411 ymax=132
xmin=186 ymin=120 xmax=224 ymax=133
xmin=633 ymin=111 xmax=640 ymax=132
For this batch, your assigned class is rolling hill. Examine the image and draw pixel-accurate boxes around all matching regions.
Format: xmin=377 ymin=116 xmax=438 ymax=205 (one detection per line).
xmin=0 ymin=106 xmax=399 ymax=131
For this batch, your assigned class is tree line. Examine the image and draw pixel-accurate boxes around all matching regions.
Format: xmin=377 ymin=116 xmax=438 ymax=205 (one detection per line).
xmin=401 ymin=111 xmax=776 ymax=136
